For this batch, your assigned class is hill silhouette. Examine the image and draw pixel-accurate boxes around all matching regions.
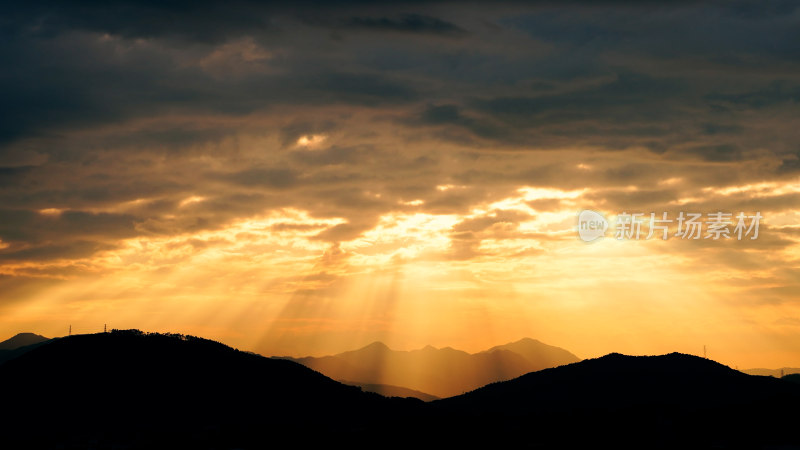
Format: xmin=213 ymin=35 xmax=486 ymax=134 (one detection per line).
xmin=434 ymin=353 xmax=800 ymax=447
xmin=281 ymin=337 xmax=579 ymax=397
xmin=0 ymin=330 xmax=420 ymax=448
xmin=481 ymin=337 xmax=580 ymax=369
xmin=784 ymin=373 xmax=800 ymax=384
xmin=340 ymin=380 xmax=440 ymax=401
xmin=0 ymin=332 xmax=49 ymax=350
xmin=0 ymin=332 xmax=51 ymax=365
xmin=2 ymin=332 xmax=799 ymax=448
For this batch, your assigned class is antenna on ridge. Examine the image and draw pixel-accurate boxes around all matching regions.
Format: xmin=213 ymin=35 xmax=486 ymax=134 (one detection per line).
xmin=69 ymin=325 xmax=71 ymax=337
xmin=104 ymin=324 xmax=107 ymax=333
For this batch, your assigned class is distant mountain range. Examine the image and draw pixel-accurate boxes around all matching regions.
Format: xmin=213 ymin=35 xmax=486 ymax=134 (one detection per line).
xmin=1 ymin=331 xmax=798 ymax=448
xmin=279 ymin=337 xmax=580 ymax=398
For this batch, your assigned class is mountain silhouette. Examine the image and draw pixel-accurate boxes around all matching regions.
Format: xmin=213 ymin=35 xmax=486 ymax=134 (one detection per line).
xmin=481 ymin=337 xmax=580 ymax=369
xmin=0 ymin=330 xmax=420 ymax=448
xmin=1 ymin=332 xmax=799 ymax=448
xmin=784 ymin=373 xmax=800 ymax=384
xmin=281 ymin=337 xmax=579 ymax=397
xmin=0 ymin=332 xmax=49 ymax=350
xmin=340 ymin=380 xmax=440 ymax=401
xmin=434 ymin=353 xmax=800 ymax=447
xmin=0 ymin=332 xmax=51 ymax=365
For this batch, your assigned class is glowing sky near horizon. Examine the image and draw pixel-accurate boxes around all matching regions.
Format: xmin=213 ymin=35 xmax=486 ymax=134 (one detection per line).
xmin=1 ymin=1 xmax=800 ymax=368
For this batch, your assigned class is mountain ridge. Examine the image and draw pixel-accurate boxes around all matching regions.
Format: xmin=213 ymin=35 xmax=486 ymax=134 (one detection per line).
xmin=1 ymin=332 xmax=798 ymax=448
xmin=0 ymin=333 xmax=52 ymax=366
xmin=0 ymin=330 xmax=419 ymax=448
xmin=279 ymin=337 xmax=580 ymax=398
xmin=433 ymin=351 xmax=800 ymax=447
xmin=339 ymin=380 xmax=440 ymax=401
xmin=0 ymin=332 xmax=49 ymax=350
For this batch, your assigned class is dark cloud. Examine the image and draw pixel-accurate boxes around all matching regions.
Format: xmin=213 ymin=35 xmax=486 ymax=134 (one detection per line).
xmin=342 ymin=14 xmax=467 ymax=35
xmin=215 ymin=168 xmax=299 ymax=189
xmin=1 ymin=0 xmax=800 ymax=266
xmin=3 ymin=0 xmax=281 ymax=43
xmin=0 ymin=166 xmax=35 ymax=187
xmin=685 ymin=144 xmax=743 ymax=162
xmin=0 ymin=209 xmax=137 ymax=243
xmin=778 ymin=150 xmax=800 ymax=173
xmin=472 ymin=73 xmax=687 ymax=124
xmin=699 ymin=123 xmax=744 ymax=136
xmin=409 ymin=104 xmax=507 ymax=141
xmin=0 ymin=240 xmax=117 ymax=262
xmin=706 ymin=81 xmax=800 ymax=109
xmin=0 ymin=31 xmax=421 ymax=147
xmin=289 ymin=146 xmax=368 ymax=166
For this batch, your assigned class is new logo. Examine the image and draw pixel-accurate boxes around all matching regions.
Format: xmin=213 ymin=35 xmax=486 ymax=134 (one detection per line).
xmin=577 ymin=210 xmax=609 ymax=242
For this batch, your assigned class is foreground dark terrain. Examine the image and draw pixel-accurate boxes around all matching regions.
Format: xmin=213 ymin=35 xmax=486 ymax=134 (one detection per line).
xmin=0 ymin=331 xmax=419 ymax=449
xmin=1 ymin=331 xmax=799 ymax=449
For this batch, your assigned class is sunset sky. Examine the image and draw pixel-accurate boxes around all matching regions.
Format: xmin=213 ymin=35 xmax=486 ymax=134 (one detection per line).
xmin=1 ymin=1 xmax=799 ymax=368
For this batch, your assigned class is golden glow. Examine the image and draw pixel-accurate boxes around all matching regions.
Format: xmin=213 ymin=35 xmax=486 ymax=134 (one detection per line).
xmin=3 ymin=178 xmax=800 ymax=369
xmin=436 ymin=184 xmax=464 ymax=191
xmin=4 ymin=3 xmax=800 ymax=384
xmin=38 ymin=208 xmax=63 ymax=216
xmin=705 ymin=179 xmax=800 ymax=197
xmin=179 ymin=196 xmax=206 ymax=207
xmin=659 ymin=177 xmax=683 ymax=186
xmin=296 ymin=134 xmax=328 ymax=148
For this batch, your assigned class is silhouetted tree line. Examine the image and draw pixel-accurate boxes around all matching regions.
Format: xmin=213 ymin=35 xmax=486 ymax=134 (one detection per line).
xmin=109 ymin=328 xmax=233 ymax=348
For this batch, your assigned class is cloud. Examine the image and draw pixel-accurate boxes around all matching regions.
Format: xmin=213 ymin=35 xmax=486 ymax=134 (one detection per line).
xmin=1 ymin=1 xmax=800 ymax=365
xmin=341 ymin=14 xmax=467 ymax=35
xmin=0 ymin=209 xmax=137 ymax=243
xmin=706 ymin=81 xmax=800 ymax=109
xmin=0 ymin=240 xmax=117 ymax=262
xmin=215 ymin=168 xmax=299 ymax=189
xmin=289 ymin=145 xmax=367 ymax=166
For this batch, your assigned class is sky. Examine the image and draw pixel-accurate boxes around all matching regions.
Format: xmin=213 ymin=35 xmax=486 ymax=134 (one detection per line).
xmin=1 ymin=0 xmax=800 ymax=368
